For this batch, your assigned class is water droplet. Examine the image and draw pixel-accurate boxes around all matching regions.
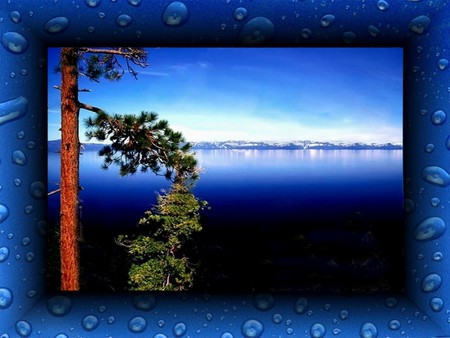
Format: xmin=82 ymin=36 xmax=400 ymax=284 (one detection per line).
xmin=333 ymin=328 xmax=341 ymax=335
xmin=404 ymin=199 xmax=415 ymax=213
xmin=15 ymin=320 xmax=32 ymax=337
xmin=286 ymin=327 xmax=294 ymax=335
xmin=107 ymin=315 xmax=116 ymax=324
xmin=417 ymin=253 xmax=424 ymax=260
xmin=82 ymin=314 xmax=99 ymax=331
xmin=376 ymin=0 xmax=389 ymax=10
xmin=359 ymin=322 xmax=378 ymax=338
xmin=17 ymin=130 xmax=25 ymax=139
xmin=116 ymin=14 xmax=132 ymax=27
xmin=10 ymin=72 xmax=16 ymax=78
xmin=27 ymin=290 xmax=37 ymax=298
xmin=342 ymin=31 xmax=356 ymax=44
xmin=0 ymin=204 xmax=10 ymax=224
xmin=29 ymin=181 xmax=46 ymax=199
xmin=320 ymin=14 xmax=335 ymax=27
xmin=254 ymin=293 xmax=275 ymax=311
xmin=21 ymin=237 xmax=31 ymax=246
xmin=430 ymin=110 xmax=446 ymax=125
xmin=294 ymin=297 xmax=308 ymax=314
xmin=128 ymin=316 xmax=147 ymax=333
xmin=430 ymin=297 xmax=444 ymax=312
xmin=21 ymin=69 xmax=27 ymax=76
xmin=421 ymin=273 xmax=442 ymax=293
xmin=11 ymin=150 xmax=27 ymax=166
xmin=301 ymin=28 xmax=312 ymax=39
xmin=128 ymin=0 xmax=142 ymax=6
xmin=241 ymin=319 xmax=264 ymax=338
xmin=10 ymin=11 xmax=22 ymax=23
xmin=368 ymin=25 xmax=380 ymax=37
xmin=239 ymin=17 xmax=274 ymax=45
xmin=1 ymin=247 xmax=11 ymax=263
xmin=85 ymin=0 xmax=101 ymax=7
xmin=98 ymin=12 xmax=106 ymax=19
xmin=36 ymin=220 xmax=47 ymax=236
xmin=431 ymin=197 xmax=440 ymax=207
xmin=162 ymin=2 xmax=189 ymax=26
xmin=234 ymin=7 xmax=248 ymax=21
xmin=432 ymin=251 xmax=443 ymax=261
xmin=221 ymin=333 xmax=234 ymax=338
xmin=413 ymin=217 xmax=446 ymax=241
xmin=324 ymin=303 xmax=332 ymax=311
xmin=388 ymin=319 xmax=400 ymax=330
xmin=205 ymin=312 xmax=213 ymax=321
xmin=87 ymin=26 xmax=95 ymax=33
xmin=272 ymin=313 xmax=283 ymax=324
xmin=27 ymin=141 xmax=36 ymax=150
xmin=173 ymin=322 xmax=187 ymax=337
xmin=44 ymin=17 xmax=70 ymax=34
xmin=438 ymin=59 xmax=449 ymax=71
xmin=422 ymin=166 xmax=450 ymax=187
xmin=132 ymin=293 xmax=156 ymax=311
xmin=310 ymin=323 xmax=326 ymax=337
xmin=54 ymin=334 xmax=68 ymax=338
xmin=425 ymin=143 xmax=434 ymax=153
xmin=408 ymin=15 xmax=430 ymax=34
xmin=339 ymin=309 xmax=349 ymax=320
xmin=46 ymin=296 xmax=73 ymax=317
xmin=0 ymin=288 xmax=13 ymax=309
xmin=0 ymin=96 xmax=28 ymax=126
xmin=158 ymin=319 xmax=165 ymax=327
xmin=1 ymin=32 xmax=29 ymax=54
xmin=154 ymin=334 xmax=168 ymax=338
xmin=25 ymin=252 xmax=35 ymax=262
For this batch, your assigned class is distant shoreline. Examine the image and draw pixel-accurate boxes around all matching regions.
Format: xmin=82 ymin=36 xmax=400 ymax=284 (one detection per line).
xmin=48 ymin=139 xmax=402 ymax=152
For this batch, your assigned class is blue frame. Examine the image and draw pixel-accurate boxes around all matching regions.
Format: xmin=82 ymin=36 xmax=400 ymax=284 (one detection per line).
xmin=1 ymin=1 xmax=448 ymax=337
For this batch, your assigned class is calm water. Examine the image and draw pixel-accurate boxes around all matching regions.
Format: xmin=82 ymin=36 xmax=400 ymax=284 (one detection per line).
xmin=48 ymin=149 xmax=403 ymax=233
xmin=48 ymin=148 xmax=404 ymax=292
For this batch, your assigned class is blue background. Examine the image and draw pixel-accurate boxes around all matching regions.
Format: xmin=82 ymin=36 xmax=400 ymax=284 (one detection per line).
xmin=0 ymin=1 xmax=449 ymax=337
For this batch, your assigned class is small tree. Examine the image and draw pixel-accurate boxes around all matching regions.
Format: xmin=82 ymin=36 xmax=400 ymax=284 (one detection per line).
xmin=85 ymin=110 xmax=207 ymax=291
xmin=118 ymin=183 xmax=207 ymax=291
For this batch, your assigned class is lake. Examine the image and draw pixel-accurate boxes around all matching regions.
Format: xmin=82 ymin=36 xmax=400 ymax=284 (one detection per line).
xmin=48 ymin=148 xmax=404 ymax=292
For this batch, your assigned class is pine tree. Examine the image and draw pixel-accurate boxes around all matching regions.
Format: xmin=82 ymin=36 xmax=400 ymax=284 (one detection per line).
xmin=116 ymin=183 xmax=207 ymax=291
xmin=85 ymin=110 xmax=206 ymax=291
xmin=84 ymin=110 xmax=200 ymax=183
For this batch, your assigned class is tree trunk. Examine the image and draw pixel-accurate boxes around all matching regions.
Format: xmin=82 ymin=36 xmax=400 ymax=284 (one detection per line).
xmin=60 ymin=48 xmax=80 ymax=291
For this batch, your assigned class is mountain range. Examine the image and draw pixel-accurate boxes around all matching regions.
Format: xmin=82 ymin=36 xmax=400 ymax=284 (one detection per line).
xmin=48 ymin=139 xmax=402 ymax=152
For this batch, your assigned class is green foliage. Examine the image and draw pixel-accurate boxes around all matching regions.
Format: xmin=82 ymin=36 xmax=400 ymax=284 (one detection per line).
xmin=117 ymin=183 xmax=208 ymax=291
xmin=79 ymin=48 xmax=148 ymax=82
xmin=54 ymin=48 xmax=148 ymax=82
xmin=84 ymin=110 xmax=200 ymax=183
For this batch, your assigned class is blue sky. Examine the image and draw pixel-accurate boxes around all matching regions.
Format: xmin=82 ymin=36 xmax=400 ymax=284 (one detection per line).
xmin=48 ymin=47 xmax=403 ymax=143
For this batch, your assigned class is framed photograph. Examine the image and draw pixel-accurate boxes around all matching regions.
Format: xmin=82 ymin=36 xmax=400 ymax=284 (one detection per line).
xmin=1 ymin=1 xmax=448 ymax=336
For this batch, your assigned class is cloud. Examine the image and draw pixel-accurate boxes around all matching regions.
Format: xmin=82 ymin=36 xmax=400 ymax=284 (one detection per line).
xmin=138 ymin=71 xmax=169 ymax=77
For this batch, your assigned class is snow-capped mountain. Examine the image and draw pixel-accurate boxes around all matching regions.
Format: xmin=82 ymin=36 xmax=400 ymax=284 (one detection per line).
xmin=191 ymin=140 xmax=402 ymax=150
xmin=48 ymin=139 xmax=402 ymax=152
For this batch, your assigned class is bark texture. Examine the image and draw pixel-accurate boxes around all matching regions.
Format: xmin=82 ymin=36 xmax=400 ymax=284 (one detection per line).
xmin=60 ymin=48 xmax=80 ymax=291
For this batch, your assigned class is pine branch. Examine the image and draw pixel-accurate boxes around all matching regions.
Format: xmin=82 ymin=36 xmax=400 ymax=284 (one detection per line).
xmin=79 ymin=102 xmax=104 ymax=114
